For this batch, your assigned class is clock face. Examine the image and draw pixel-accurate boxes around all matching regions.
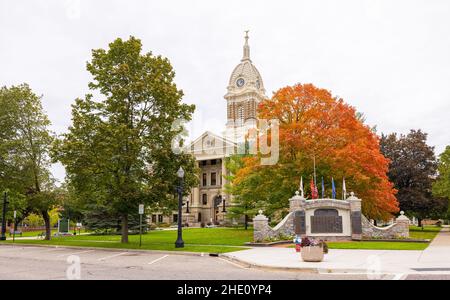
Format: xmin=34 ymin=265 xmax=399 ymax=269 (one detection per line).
xmin=236 ymin=78 xmax=245 ymax=87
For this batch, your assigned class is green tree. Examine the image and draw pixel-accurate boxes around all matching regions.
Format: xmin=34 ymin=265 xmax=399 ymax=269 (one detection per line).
xmin=0 ymin=84 xmax=56 ymax=239
xmin=433 ymin=146 xmax=450 ymax=219
xmin=224 ymin=155 xmax=255 ymax=229
xmin=381 ymin=130 xmax=448 ymax=225
xmin=55 ymin=37 xmax=197 ymax=243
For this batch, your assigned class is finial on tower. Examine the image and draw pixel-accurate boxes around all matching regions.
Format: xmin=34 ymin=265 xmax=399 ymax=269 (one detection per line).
xmin=242 ymin=30 xmax=251 ymax=61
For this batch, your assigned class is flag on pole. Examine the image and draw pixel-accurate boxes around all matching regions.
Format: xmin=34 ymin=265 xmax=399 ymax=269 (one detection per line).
xmin=332 ymin=177 xmax=336 ymax=199
xmin=342 ymin=177 xmax=347 ymax=200
xmin=313 ymin=156 xmax=317 ymax=188
xmin=310 ymin=177 xmax=318 ymax=199
xmin=299 ymin=176 xmax=304 ymax=198
xmin=321 ymin=177 xmax=325 ymax=199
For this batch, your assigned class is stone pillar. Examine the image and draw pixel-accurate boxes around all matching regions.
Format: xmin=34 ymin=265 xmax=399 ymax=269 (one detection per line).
xmin=192 ymin=186 xmax=199 ymax=206
xmin=221 ymin=158 xmax=227 ymax=187
xmin=347 ymin=192 xmax=363 ymax=240
xmin=395 ymin=211 xmax=410 ymax=238
xmin=253 ymin=210 xmax=270 ymax=242
xmin=289 ymin=191 xmax=306 ymax=212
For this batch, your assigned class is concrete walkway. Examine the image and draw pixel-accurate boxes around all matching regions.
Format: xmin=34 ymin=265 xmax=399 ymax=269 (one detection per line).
xmin=223 ymin=229 xmax=450 ymax=275
xmin=6 ymin=232 xmax=91 ymax=241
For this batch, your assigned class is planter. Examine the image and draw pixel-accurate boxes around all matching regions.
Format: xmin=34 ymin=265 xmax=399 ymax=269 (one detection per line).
xmin=301 ymin=246 xmax=324 ymax=262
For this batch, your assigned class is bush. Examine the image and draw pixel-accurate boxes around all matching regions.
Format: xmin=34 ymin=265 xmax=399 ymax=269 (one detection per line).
xmin=200 ymin=222 xmax=206 ymax=228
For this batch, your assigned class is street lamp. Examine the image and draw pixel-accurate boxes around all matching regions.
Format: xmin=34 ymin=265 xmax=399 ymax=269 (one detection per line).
xmin=222 ymin=197 xmax=226 ymax=213
xmin=175 ymin=166 xmax=185 ymax=248
xmin=1 ymin=191 xmax=9 ymax=241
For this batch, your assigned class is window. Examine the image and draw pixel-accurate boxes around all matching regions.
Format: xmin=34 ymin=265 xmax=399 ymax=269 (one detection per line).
xmin=158 ymin=215 xmax=163 ymax=223
xmin=238 ymin=106 xmax=244 ymax=121
xmin=211 ymin=159 xmax=216 ymax=165
xmin=201 ymin=160 xmax=207 ymax=166
xmin=151 ymin=214 xmax=156 ymax=223
xmin=202 ymin=173 xmax=207 ymax=186
xmin=198 ymin=213 xmax=202 ymax=222
xmin=211 ymin=172 xmax=217 ymax=186
xmin=173 ymin=214 xmax=178 ymax=223
xmin=202 ymin=194 xmax=208 ymax=205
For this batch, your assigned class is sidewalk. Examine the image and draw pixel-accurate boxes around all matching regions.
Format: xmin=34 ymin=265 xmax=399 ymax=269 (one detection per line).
xmin=223 ymin=229 xmax=450 ymax=274
xmin=6 ymin=232 xmax=91 ymax=241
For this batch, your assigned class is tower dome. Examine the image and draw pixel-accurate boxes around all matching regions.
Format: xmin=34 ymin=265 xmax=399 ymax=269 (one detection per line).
xmin=226 ymin=31 xmax=266 ymax=95
xmin=224 ymin=31 xmax=267 ymax=129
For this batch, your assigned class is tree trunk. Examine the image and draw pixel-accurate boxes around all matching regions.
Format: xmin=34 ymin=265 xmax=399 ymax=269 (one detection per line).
xmin=42 ymin=210 xmax=51 ymax=240
xmin=244 ymin=214 xmax=248 ymax=230
xmin=418 ymin=218 xmax=423 ymax=228
xmin=121 ymin=214 xmax=129 ymax=243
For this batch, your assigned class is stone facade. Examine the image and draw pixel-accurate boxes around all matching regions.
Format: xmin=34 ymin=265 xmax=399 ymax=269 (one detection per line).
xmin=253 ymin=210 xmax=295 ymax=242
xmin=253 ymin=191 xmax=410 ymax=242
xmin=361 ymin=212 xmax=410 ymax=239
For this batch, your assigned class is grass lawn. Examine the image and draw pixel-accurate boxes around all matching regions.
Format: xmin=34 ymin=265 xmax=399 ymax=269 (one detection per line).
xmin=326 ymin=241 xmax=429 ymax=250
xmin=2 ymin=225 xmax=441 ymax=252
xmin=1 ymin=227 xmax=253 ymax=253
xmin=409 ymin=226 xmax=441 ymax=240
xmin=326 ymin=226 xmax=441 ymax=251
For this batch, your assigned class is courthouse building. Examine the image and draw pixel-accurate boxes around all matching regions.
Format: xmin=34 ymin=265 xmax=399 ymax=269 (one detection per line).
xmin=150 ymin=32 xmax=267 ymax=226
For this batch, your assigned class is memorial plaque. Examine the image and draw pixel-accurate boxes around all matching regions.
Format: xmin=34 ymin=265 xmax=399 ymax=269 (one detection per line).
xmin=311 ymin=209 xmax=343 ymax=233
xmin=351 ymin=211 xmax=362 ymax=234
xmin=294 ymin=210 xmax=306 ymax=234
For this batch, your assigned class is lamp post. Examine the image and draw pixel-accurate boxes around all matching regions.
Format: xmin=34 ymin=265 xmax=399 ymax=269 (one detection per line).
xmin=138 ymin=204 xmax=144 ymax=247
xmin=13 ymin=210 xmax=16 ymax=243
xmin=222 ymin=197 xmax=226 ymax=213
xmin=1 ymin=191 xmax=9 ymax=241
xmin=175 ymin=167 xmax=185 ymax=248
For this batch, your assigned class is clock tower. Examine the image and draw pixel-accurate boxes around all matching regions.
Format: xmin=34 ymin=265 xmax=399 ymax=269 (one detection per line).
xmin=224 ymin=31 xmax=267 ymax=130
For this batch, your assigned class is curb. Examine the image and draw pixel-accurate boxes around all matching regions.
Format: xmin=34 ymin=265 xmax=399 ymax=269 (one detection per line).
xmin=0 ymin=242 xmax=218 ymax=257
xmin=244 ymin=240 xmax=292 ymax=247
xmin=220 ymin=254 xmax=371 ymax=274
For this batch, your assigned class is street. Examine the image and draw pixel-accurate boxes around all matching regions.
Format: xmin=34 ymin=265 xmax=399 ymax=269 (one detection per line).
xmin=1 ymin=244 xmax=448 ymax=280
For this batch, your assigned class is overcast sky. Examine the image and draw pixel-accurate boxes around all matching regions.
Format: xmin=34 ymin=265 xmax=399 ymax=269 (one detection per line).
xmin=1 ymin=0 xmax=449 ymax=183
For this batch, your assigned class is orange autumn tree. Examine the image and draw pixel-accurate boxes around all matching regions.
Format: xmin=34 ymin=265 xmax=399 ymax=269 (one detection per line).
xmin=230 ymin=83 xmax=398 ymax=220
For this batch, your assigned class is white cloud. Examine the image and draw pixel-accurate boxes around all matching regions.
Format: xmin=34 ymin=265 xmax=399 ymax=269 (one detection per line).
xmin=1 ymin=0 xmax=449 ymax=182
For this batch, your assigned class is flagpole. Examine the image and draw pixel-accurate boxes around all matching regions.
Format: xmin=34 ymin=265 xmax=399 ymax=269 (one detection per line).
xmin=299 ymin=176 xmax=304 ymax=198
xmin=313 ymin=155 xmax=317 ymax=188
xmin=342 ymin=177 xmax=347 ymax=200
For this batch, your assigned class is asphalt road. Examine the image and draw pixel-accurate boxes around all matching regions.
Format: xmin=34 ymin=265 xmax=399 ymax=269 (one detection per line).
xmin=0 ymin=245 xmax=446 ymax=280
